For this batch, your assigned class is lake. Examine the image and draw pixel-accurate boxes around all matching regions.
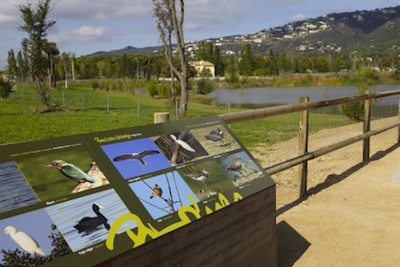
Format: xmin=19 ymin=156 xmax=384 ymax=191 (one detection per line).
xmin=208 ymin=85 xmax=400 ymax=105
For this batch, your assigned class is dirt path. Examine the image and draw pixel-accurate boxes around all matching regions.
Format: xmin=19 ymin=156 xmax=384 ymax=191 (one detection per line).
xmin=252 ymin=117 xmax=400 ymax=267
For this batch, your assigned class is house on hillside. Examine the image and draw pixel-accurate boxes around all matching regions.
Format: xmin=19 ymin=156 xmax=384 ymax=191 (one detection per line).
xmin=190 ymin=60 xmax=215 ymax=77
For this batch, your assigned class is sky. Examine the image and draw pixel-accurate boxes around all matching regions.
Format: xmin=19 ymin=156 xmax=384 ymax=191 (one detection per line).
xmin=0 ymin=0 xmax=398 ymax=69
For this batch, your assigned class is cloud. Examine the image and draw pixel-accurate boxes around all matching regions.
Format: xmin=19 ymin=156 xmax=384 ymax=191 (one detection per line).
xmin=0 ymin=13 xmax=19 ymax=26
xmin=0 ymin=1 xmax=23 ymax=28
xmin=184 ymin=0 xmax=254 ymax=32
xmin=51 ymin=0 xmax=153 ymax=21
xmin=50 ymin=25 xmax=122 ymax=45
xmin=290 ymin=13 xmax=309 ymax=22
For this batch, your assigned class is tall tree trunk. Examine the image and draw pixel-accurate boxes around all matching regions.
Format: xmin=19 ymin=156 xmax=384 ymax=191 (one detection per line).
xmin=153 ymin=0 xmax=187 ymax=118
xmin=179 ymin=77 xmax=188 ymax=118
xmin=71 ymin=60 xmax=75 ymax=81
xmin=35 ymin=76 xmax=50 ymax=108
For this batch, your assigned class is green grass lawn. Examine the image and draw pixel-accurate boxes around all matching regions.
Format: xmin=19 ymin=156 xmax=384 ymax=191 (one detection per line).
xmin=0 ymin=81 xmax=354 ymax=150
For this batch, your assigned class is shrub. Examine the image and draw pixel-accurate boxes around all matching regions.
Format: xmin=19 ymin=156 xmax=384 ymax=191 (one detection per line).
xmin=339 ymin=85 xmax=368 ymax=121
xmin=158 ymin=81 xmax=171 ymax=98
xmin=339 ymin=101 xmax=364 ymax=121
xmin=197 ymin=78 xmax=215 ymax=95
xmin=0 ymin=77 xmax=14 ymax=99
xmin=146 ymin=79 xmax=158 ymax=98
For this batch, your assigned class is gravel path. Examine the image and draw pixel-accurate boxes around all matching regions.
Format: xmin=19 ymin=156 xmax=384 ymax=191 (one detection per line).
xmin=251 ymin=117 xmax=400 ymax=267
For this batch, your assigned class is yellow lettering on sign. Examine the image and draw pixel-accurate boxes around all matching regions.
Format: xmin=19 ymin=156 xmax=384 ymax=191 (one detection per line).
xmin=106 ymin=192 xmax=243 ymax=250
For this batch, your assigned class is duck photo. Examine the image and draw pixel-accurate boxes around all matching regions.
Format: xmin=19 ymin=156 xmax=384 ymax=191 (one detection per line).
xmin=73 ymin=203 xmax=110 ymax=234
xmin=45 ymin=189 xmax=136 ymax=252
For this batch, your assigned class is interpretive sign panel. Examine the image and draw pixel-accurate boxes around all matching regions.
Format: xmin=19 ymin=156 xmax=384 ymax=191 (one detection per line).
xmin=0 ymin=115 xmax=275 ymax=266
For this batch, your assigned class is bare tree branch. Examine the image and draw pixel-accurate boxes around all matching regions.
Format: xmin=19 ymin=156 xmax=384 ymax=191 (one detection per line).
xmin=152 ymin=0 xmax=188 ymax=118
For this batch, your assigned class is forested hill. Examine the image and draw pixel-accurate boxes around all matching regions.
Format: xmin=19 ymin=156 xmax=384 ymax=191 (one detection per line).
xmin=89 ymin=5 xmax=400 ymax=57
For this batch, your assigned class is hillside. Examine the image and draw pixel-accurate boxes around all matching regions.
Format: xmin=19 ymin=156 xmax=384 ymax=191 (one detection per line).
xmin=89 ymin=5 xmax=400 ymax=58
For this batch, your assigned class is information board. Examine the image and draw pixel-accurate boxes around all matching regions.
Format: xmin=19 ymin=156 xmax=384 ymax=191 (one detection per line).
xmin=0 ymin=115 xmax=275 ymax=266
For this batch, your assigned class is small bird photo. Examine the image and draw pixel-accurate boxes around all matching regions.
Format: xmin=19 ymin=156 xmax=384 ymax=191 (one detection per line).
xmin=216 ymin=151 xmax=263 ymax=186
xmin=0 ymin=161 xmax=39 ymax=214
xmin=190 ymin=125 xmax=241 ymax=156
xmin=101 ymin=137 xmax=171 ymax=179
xmin=16 ymin=150 xmax=107 ymax=201
xmin=177 ymin=160 xmax=236 ymax=201
xmin=128 ymin=171 xmax=199 ymax=220
xmin=45 ymin=189 xmax=136 ymax=252
xmin=0 ymin=208 xmax=70 ymax=264
xmin=153 ymin=131 xmax=209 ymax=166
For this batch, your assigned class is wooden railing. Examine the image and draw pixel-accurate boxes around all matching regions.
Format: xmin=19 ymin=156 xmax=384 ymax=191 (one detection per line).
xmin=219 ymin=89 xmax=400 ymax=197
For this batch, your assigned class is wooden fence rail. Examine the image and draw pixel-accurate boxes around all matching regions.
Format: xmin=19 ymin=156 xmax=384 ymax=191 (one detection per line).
xmin=219 ymin=89 xmax=400 ymax=197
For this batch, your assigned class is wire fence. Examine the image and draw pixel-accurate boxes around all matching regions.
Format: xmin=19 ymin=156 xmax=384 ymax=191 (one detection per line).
xmin=11 ymin=88 xmax=400 ymax=151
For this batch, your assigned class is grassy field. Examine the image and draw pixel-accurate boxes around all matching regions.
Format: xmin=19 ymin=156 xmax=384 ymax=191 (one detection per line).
xmin=0 ymin=81 xmax=354 ymax=149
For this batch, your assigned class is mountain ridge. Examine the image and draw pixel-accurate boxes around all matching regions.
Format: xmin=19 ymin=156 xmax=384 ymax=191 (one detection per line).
xmin=88 ymin=5 xmax=400 ymax=58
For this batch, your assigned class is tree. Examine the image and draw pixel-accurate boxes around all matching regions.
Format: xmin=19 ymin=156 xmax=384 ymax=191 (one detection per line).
xmin=153 ymin=0 xmax=188 ymax=118
xmin=70 ymin=53 xmax=76 ymax=81
xmin=16 ymin=51 xmax=27 ymax=82
xmin=238 ymin=43 xmax=254 ymax=76
xmin=19 ymin=39 xmax=31 ymax=82
xmin=198 ymin=42 xmax=224 ymax=76
xmin=44 ymin=41 xmax=59 ymax=88
xmin=197 ymin=41 xmax=213 ymax=62
xmin=96 ymin=59 xmax=107 ymax=79
xmin=18 ymin=0 xmax=56 ymax=108
xmin=7 ymin=49 xmax=17 ymax=79
xmin=212 ymin=45 xmax=224 ymax=76
xmin=268 ymin=49 xmax=278 ymax=75
xmin=276 ymin=51 xmax=287 ymax=74
xmin=225 ymin=55 xmax=239 ymax=83
xmin=61 ymin=52 xmax=70 ymax=88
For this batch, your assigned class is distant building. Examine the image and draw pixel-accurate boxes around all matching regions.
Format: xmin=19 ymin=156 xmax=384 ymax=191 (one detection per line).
xmin=189 ymin=60 xmax=215 ymax=77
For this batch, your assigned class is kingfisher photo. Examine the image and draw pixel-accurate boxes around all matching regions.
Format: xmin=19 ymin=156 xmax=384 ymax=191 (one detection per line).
xmin=17 ymin=150 xmax=109 ymax=201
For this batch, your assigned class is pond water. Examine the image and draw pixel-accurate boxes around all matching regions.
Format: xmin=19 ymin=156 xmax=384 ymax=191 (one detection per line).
xmin=208 ymin=84 xmax=400 ymax=105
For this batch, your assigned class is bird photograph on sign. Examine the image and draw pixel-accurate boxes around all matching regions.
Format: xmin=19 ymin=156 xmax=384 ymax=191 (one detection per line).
xmin=128 ymin=171 xmax=199 ymax=220
xmin=101 ymin=137 xmax=171 ymax=180
xmin=0 ymin=208 xmax=67 ymax=264
xmin=73 ymin=203 xmax=111 ymax=234
xmin=216 ymin=151 xmax=264 ymax=187
xmin=177 ymin=160 xmax=236 ymax=201
xmin=153 ymin=131 xmax=209 ymax=166
xmin=45 ymin=189 xmax=136 ymax=252
xmin=190 ymin=125 xmax=241 ymax=156
xmin=16 ymin=150 xmax=107 ymax=201
xmin=0 ymin=161 xmax=39 ymax=214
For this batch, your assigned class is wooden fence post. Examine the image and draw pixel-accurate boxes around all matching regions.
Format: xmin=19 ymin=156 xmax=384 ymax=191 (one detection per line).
xmin=298 ymin=96 xmax=309 ymax=197
xmin=398 ymin=96 xmax=400 ymax=143
xmin=154 ymin=112 xmax=170 ymax=124
xmin=363 ymin=89 xmax=371 ymax=162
